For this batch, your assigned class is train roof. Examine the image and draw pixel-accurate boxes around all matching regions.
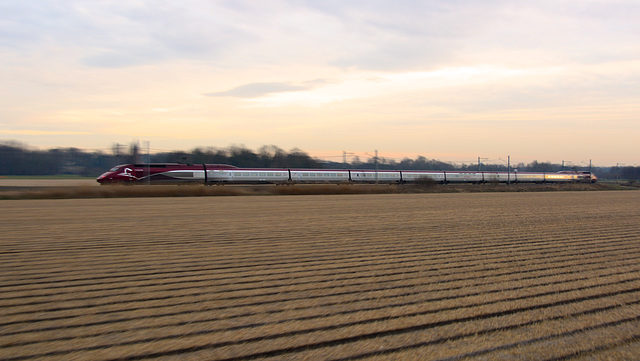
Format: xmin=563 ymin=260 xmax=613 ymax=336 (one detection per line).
xmin=129 ymin=163 xmax=238 ymax=169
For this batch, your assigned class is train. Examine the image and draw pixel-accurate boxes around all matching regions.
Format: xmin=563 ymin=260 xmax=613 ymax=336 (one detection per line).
xmin=96 ymin=163 xmax=597 ymax=185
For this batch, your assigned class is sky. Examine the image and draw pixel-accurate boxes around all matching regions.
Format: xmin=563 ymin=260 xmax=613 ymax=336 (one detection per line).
xmin=1 ymin=0 xmax=639 ymax=167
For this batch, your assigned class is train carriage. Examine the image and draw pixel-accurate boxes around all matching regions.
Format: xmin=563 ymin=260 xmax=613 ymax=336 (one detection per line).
xmin=513 ymin=172 xmax=546 ymax=183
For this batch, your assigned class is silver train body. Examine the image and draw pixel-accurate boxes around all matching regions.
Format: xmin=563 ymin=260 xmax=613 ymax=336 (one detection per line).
xmin=202 ymin=169 xmax=596 ymax=184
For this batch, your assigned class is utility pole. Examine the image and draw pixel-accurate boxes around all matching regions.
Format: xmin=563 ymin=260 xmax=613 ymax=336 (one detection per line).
xmin=113 ymin=143 xmax=124 ymax=166
xmin=375 ymin=150 xmax=379 ymax=184
xmin=478 ymin=157 xmax=488 ymax=171
xmin=145 ymin=140 xmax=150 ymax=185
xmin=507 ymin=155 xmax=511 ymax=184
xmin=365 ymin=150 xmax=380 ymax=183
xmin=342 ymin=151 xmax=354 ymax=169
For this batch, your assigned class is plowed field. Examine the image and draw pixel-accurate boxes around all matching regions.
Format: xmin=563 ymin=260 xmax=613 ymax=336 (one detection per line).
xmin=1 ymin=191 xmax=639 ymax=360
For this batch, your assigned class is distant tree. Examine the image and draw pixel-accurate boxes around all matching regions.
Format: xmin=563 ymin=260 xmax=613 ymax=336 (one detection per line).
xmin=258 ymin=145 xmax=286 ymax=167
xmin=285 ymin=148 xmax=321 ymax=168
xmin=526 ymin=160 xmax=556 ymax=172
xmin=228 ymin=145 xmax=261 ymax=167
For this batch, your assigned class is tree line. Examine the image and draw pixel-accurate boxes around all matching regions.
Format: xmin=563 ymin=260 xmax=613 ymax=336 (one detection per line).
xmin=1 ymin=140 xmax=638 ymax=181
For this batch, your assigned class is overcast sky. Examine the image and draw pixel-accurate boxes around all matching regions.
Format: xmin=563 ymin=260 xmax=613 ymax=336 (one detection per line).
xmin=1 ymin=0 xmax=638 ymax=166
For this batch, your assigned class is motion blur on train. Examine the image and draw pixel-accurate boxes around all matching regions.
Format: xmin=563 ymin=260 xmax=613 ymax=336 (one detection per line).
xmin=97 ymin=163 xmax=597 ymax=185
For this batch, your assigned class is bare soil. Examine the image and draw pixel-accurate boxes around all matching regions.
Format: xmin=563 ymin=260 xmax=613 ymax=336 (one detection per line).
xmin=1 ymin=191 xmax=639 ymax=360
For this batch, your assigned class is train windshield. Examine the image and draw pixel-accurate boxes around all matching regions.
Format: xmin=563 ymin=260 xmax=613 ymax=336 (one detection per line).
xmin=109 ymin=166 xmax=120 ymax=172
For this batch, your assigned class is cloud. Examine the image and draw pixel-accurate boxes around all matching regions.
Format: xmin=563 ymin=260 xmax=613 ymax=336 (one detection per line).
xmin=0 ymin=129 xmax=93 ymax=136
xmin=205 ymin=82 xmax=311 ymax=98
xmin=0 ymin=1 xmax=258 ymax=68
xmin=3 ymin=0 xmax=640 ymax=72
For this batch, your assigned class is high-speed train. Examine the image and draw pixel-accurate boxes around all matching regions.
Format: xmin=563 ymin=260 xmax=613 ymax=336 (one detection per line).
xmin=96 ymin=163 xmax=597 ymax=185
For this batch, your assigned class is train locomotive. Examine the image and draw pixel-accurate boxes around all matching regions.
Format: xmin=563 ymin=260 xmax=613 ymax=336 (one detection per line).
xmin=96 ymin=163 xmax=597 ymax=185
